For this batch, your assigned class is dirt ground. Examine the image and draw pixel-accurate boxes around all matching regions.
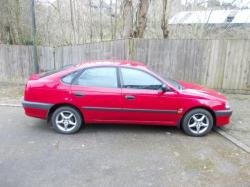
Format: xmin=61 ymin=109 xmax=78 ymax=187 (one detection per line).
xmin=0 ymin=83 xmax=24 ymax=104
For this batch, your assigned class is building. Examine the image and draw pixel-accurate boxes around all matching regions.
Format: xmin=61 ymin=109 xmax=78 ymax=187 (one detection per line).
xmin=168 ymin=9 xmax=250 ymax=39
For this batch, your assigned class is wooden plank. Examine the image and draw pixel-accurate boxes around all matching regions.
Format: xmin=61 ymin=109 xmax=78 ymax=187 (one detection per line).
xmin=0 ymin=44 xmax=54 ymax=83
xmin=0 ymin=40 xmax=249 ymax=91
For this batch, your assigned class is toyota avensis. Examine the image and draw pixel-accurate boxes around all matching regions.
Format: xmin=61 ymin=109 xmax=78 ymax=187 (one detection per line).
xmin=22 ymin=60 xmax=232 ymax=136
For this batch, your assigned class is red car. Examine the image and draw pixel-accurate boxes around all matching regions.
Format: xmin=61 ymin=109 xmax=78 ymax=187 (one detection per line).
xmin=22 ymin=60 xmax=232 ymax=136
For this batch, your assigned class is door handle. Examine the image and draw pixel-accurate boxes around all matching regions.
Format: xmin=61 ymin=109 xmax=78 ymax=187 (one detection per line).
xmin=125 ymin=95 xmax=135 ymax=100
xmin=73 ymin=92 xmax=85 ymax=97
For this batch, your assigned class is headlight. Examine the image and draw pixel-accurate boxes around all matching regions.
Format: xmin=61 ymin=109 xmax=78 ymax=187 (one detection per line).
xmin=225 ymin=101 xmax=230 ymax=110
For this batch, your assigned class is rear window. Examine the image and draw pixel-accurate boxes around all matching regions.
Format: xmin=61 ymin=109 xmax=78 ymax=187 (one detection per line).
xmin=40 ymin=70 xmax=60 ymax=78
xmin=40 ymin=64 xmax=74 ymax=78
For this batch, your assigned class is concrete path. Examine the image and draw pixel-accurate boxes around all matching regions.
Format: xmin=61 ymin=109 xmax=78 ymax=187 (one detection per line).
xmin=221 ymin=94 xmax=250 ymax=148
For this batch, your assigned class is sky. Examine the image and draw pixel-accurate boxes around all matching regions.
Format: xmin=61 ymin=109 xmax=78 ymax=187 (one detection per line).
xmin=37 ymin=0 xmax=111 ymax=3
xmin=181 ymin=0 xmax=250 ymax=8
xmin=38 ymin=0 xmax=250 ymax=8
xmin=38 ymin=0 xmax=55 ymax=3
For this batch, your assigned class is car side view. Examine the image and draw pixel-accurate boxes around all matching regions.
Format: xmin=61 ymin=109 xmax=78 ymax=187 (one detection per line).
xmin=22 ymin=60 xmax=232 ymax=136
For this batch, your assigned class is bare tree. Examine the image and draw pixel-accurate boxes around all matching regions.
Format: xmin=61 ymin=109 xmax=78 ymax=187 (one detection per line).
xmin=99 ymin=0 xmax=103 ymax=40
xmin=133 ymin=0 xmax=149 ymax=38
xmin=161 ymin=0 xmax=169 ymax=38
xmin=122 ymin=0 xmax=133 ymax=38
xmin=14 ymin=0 xmax=23 ymax=43
xmin=69 ymin=0 xmax=76 ymax=44
xmin=89 ymin=0 xmax=93 ymax=42
xmin=110 ymin=0 xmax=113 ymax=39
xmin=114 ymin=0 xmax=118 ymax=39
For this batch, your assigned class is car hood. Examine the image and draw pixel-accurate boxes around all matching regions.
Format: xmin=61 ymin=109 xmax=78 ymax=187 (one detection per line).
xmin=177 ymin=80 xmax=226 ymax=101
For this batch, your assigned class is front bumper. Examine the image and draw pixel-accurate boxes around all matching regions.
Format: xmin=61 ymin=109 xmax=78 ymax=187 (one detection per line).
xmin=215 ymin=109 xmax=232 ymax=117
xmin=215 ymin=109 xmax=232 ymax=126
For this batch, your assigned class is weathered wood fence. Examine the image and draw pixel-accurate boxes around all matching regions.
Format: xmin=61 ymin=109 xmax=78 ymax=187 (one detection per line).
xmin=1 ymin=39 xmax=250 ymax=92
xmin=0 ymin=44 xmax=54 ymax=82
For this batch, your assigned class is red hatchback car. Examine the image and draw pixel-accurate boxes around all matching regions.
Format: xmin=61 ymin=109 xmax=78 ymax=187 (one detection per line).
xmin=22 ymin=60 xmax=232 ymax=136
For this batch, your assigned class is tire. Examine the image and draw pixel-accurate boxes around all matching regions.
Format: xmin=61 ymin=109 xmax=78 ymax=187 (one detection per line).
xmin=51 ymin=106 xmax=82 ymax=134
xmin=181 ymin=108 xmax=213 ymax=137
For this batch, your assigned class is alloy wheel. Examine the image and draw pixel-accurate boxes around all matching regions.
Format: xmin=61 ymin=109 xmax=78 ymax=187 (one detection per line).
xmin=187 ymin=113 xmax=209 ymax=135
xmin=55 ymin=111 xmax=77 ymax=132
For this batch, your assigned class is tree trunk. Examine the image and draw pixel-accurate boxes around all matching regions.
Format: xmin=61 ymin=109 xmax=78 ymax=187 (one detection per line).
xmin=110 ymin=0 xmax=113 ymax=39
xmin=122 ymin=0 xmax=133 ymax=38
xmin=69 ymin=0 xmax=76 ymax=44
xmin=114 ymin=0 xmax=118 ymax=38
xmin=161 ymin=0 xmax=169 ymax=38
xmin=99 ymin=0 xmax=103 ymax=41
xmin=133 ymin=0 xmax=149 ymax=38
xmin=15 ymin=0 xmax=22 ymax=44
xmin=89 ymin=0 xmax=93 ymax=42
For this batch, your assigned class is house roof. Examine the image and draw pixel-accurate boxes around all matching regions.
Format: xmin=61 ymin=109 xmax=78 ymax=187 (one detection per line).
xmin=169 ymin=9 xmax=250 ymax=24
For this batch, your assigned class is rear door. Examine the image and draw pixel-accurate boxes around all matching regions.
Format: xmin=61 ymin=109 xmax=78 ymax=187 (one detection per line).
xmin=70 ymin=66 xmax=123 ymax=123
xmin=120 ymin=67 xmax=180 ymax=125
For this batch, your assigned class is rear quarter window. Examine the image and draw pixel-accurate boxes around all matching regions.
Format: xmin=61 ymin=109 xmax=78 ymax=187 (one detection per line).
xmin=61 ymin=71 xmax=79 ymax=84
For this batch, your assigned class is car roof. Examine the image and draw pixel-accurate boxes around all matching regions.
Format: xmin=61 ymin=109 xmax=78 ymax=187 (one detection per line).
xmin=41 ymin=60 xmax=148 ymax=80
xmin=75 ymin=60 xmax=146 ymax=69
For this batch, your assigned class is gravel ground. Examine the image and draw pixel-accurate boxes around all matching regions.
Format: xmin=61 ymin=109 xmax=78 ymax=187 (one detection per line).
xmin=0 ymin=107 xmax=249 ymax=187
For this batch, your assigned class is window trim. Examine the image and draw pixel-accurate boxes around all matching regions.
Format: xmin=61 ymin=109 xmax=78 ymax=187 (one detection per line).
xmin=119 ymin=67 xmax=164 ymax=91
xmin=71 ymin=66 xmax=121 ymax=89
xmin=60 ymin=65 xmax=173 ymax=92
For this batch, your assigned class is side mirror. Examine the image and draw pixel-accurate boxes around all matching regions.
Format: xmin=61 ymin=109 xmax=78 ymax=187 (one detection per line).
xmin=161 ymin=84 xmax=168 ymax=92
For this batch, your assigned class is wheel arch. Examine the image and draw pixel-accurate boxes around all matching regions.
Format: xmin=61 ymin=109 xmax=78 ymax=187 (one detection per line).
xmin=47 ymin=103 xmax=84 ymax=123
xmin=178 ymin=106 xmax=216 ymax=128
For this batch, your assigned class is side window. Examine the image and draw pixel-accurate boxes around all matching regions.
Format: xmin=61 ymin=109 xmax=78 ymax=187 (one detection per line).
xmin=121 ymin=68 xmax=162 ymax=90
xmin=61 ymin=71 xmax=79 ymax=84
xmin=74 ymin=67 xmax=118 ymax=88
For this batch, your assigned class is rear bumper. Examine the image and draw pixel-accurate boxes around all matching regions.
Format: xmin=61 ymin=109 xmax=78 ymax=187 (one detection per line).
xmin=215 ymin=109 xmax=232 ymax=126
xmin=22 ymin=100 xmax=53 ymax=109
xmin=22 ymin=100 xmax=53 ymax=119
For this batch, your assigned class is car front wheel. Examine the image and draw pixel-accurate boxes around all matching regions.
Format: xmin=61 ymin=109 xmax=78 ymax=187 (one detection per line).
xmin=181 ymin=108 xmax=213 ymax=137
xmin=51 ymin=106 xmax=82 ymax=134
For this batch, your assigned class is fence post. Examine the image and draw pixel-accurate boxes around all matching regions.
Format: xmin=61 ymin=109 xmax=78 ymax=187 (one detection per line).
xmin=30 ymin=0 xmax=39 ymax=73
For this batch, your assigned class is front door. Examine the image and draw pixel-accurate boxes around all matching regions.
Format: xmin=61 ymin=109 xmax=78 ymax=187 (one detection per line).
xmin=120 ymin=67 xmax=180 ymax=125
xmin=70 ymin=66 xmax=123 ymax=123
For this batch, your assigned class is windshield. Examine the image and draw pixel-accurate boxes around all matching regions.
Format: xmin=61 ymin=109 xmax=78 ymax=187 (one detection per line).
xmin=165 ymin=78 xmax=184 ymax=90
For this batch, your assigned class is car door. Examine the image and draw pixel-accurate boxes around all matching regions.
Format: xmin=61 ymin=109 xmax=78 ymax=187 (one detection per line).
xmin=70 ymin=66 xmax=123 ymax=123
xmin=120 ymin=67 xmax=180 ymax=125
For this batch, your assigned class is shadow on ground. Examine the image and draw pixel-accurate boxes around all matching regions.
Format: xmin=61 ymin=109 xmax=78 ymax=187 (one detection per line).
xmin=28 ymin=116 xmax=180 ymax=133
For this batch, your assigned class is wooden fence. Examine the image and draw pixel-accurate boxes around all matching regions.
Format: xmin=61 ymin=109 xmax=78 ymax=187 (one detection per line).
xmin=1 ymin=39 xmax=250 ymax=91
xmin=0 ymin=45 xmax=54 ymax=83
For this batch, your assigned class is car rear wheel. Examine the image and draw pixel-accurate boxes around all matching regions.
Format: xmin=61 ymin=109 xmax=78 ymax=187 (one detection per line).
xmin=181 ymin=109 xmax=213 ymax=137
xmin=51 ymin=106 xmax=82 ymax=134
